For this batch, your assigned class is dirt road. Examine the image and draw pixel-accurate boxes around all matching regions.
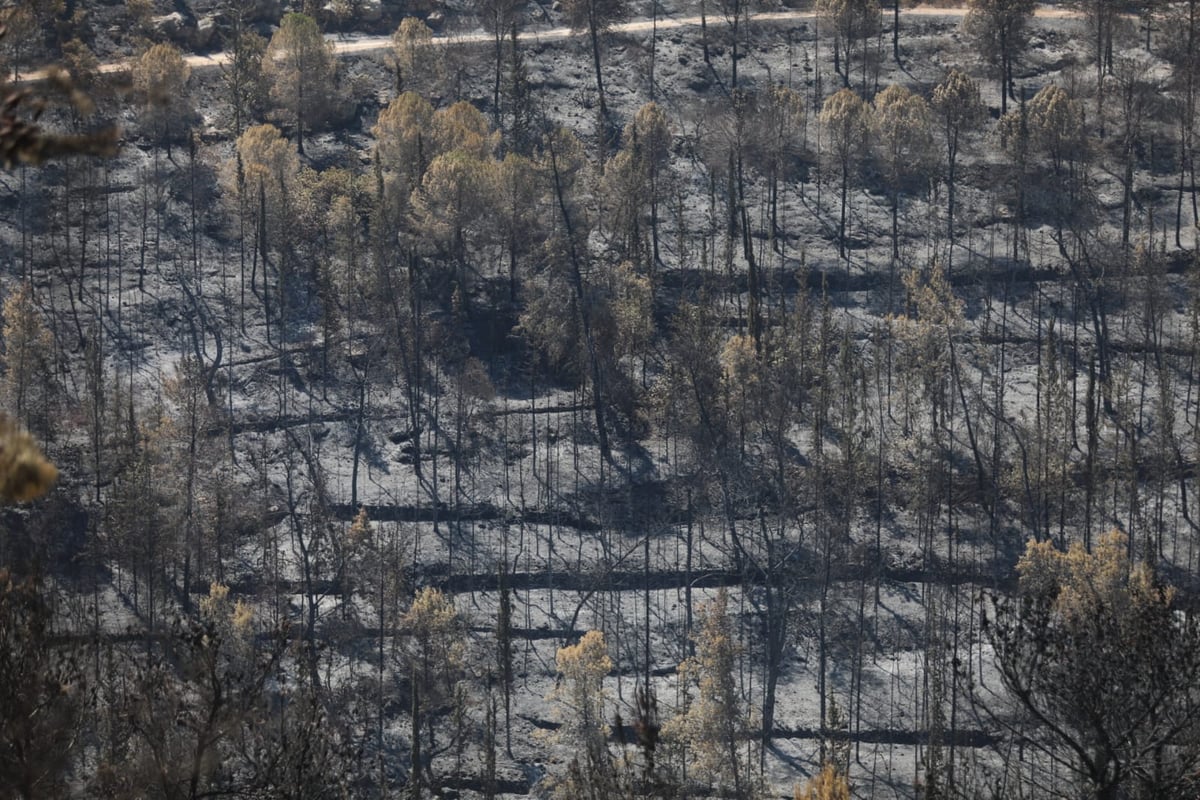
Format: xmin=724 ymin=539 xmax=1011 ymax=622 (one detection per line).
xmin=222 ymin=3 xmax=1081 ymax=64
xmin=14 ymin=3 xmax=1082 ymax=82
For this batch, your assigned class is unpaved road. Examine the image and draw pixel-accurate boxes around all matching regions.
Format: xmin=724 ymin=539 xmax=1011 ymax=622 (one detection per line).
xmin=16 ymin=4 xmax=1082 ymax=82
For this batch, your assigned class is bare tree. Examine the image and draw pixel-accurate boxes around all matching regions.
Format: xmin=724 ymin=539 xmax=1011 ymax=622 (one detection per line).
xmin=562 ymin=0 xmax=629 ymax=127
xmin=816 ymin=0 xmax=880 ymax=90
xmin=964 ymin=0 xmax=1035 ymax=114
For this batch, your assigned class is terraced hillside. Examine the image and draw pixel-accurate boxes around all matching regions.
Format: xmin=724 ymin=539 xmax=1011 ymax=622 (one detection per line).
xmin=2 ymin=0 xmax=1200 ymax=797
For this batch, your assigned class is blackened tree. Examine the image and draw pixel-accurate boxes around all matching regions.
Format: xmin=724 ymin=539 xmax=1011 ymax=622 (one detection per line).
xmin=964 ymin=0 xmax=1035 ymax=114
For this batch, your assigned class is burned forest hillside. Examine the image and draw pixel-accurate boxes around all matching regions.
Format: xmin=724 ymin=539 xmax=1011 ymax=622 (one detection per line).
xmin=2 ymin=0 xmax=1200 ymax=797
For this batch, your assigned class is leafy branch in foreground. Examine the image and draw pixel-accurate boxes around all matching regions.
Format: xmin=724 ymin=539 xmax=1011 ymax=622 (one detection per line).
xmin=0 ymin=412 xmax=55 ymax=503
xmin=0 ymin=69 xmax=119 ymax=167
xmin=0 ymin=19 xmax=120 ymax=168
